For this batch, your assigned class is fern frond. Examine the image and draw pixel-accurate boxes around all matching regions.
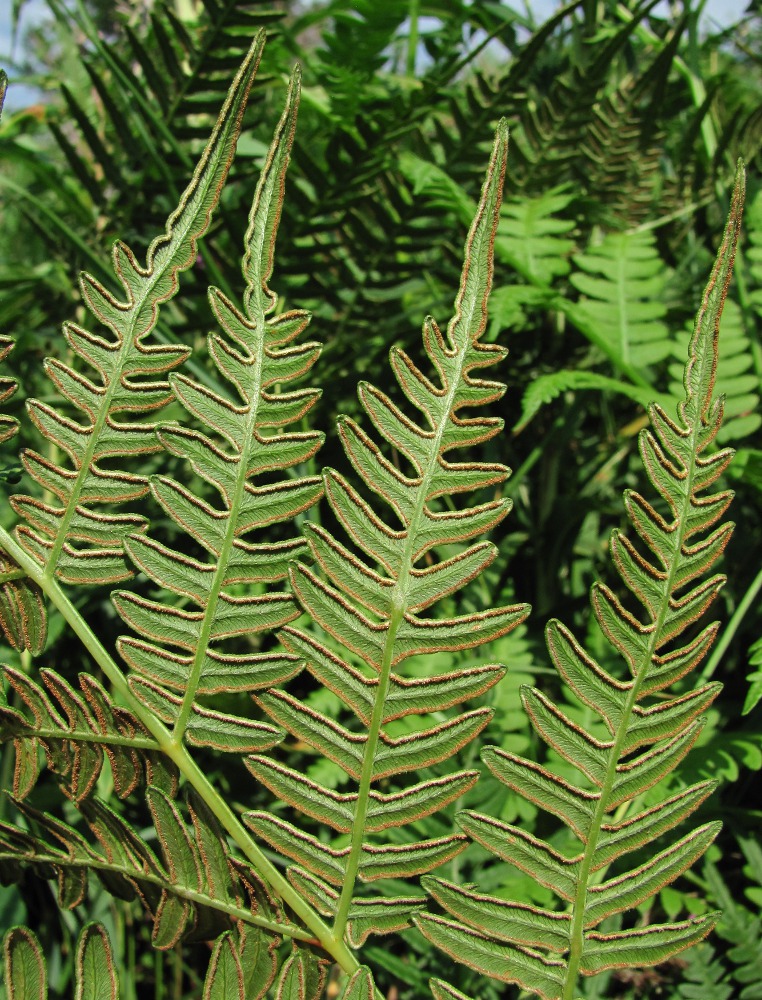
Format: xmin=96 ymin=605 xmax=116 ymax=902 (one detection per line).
xmin=669 ymin=298 xmax=760 ymax=443
xmin=0 ymin=86 xmax=48 ymax=651
xmin=506 ymin=1 xmax=661 ymax=194
xmin=704 ymin=835 xmax=762 ymax=999
xmin=248 ymin=120 xmax=529 ymax=950
xmin=112 ymin=65 xmax=323 ymax=749
xmin=0 ymin=790 xmax=304 ymax=952
xmin=578 ymin=15 xmax=686 ymax=225
xmin=417 ymin=165 xmax=745 ymax=1000
xmin=566 ymin=228 xmax=671 ymax=378
xmin=0 ymin=664 xmax=175 ymax=803
xmin=0 ymin=335 xmax=19 ymax=447
xmin=496 ymin=187 xmax=575 ymax=288
xmin=676 ymin=941 xmax=732 ymax=999
xmin=514 ymin=370 xmax=654 ymax=433
xmin=0 ymin=336 xmax=47 ymax=655
xmin=7 ymin=33 xmax=265 ymax=587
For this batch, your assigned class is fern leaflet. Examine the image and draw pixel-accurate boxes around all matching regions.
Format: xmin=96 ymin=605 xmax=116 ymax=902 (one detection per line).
xmin=417 ymin=165 xmax=745 ymax=1000
xmin=565 ymin=228 xmax=670 ymax=382
xmin=247 ymin=120 xmax=529 ymax=950
xmin=113 ymin=64 xmax=323 ymax=752
xmin=7 ymin=34 xmax=265 ymax=587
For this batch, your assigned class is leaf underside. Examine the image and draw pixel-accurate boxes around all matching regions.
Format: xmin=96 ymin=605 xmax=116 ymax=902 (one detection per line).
xmin=8 ymin=33 xmax=265 ymax=588
xmin=248 ymin=118 xmax=530 ymax=949
xmin=417 ymin=166 xmax=745 ymax=999
xmin=112 ymin=61 xmax=323 ymax=753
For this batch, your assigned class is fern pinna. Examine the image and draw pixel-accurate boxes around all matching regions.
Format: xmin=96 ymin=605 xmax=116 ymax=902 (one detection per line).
xmin=417 ymin=166 xmax=745 ymax=1000
xmin=113 ymin=62 xmax=324 ymax=755
xmin=7 ymin=37 xmax=266 ymax=591
xmin=243 ymin=118 xmax=529 ymax=954
xmin=0 ymin=38 xmax=348 ymax=991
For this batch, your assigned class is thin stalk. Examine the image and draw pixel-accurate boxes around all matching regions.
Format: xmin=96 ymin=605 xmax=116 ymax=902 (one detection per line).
xmin=406 ymin=0 xmax=420 ymax=78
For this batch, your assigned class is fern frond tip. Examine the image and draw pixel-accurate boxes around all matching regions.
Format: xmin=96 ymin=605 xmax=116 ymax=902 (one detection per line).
xmin=682 ymin=162 xmax=745 ymax=424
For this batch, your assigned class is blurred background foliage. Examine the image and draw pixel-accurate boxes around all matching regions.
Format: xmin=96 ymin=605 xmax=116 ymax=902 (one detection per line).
xmin=1 ymin=0 xmax=762 ymax=996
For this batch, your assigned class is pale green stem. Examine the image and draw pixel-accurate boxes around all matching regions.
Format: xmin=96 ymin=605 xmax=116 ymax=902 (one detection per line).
xmin=406 ymin=0 xmax=420 ymax=78
xmin=0 ymin=524 xmax=364 ymax=979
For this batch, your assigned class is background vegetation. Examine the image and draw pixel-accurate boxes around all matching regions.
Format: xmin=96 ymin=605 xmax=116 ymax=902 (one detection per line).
xmin=1 ymin=0 xmax=761 ymax=996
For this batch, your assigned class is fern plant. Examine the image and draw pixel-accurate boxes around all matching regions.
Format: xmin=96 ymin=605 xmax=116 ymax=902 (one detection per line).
xmin=416 ymin=165 xmax=745 ymax=999
xmin=0 ymin=32 xmax=749 ymax=1000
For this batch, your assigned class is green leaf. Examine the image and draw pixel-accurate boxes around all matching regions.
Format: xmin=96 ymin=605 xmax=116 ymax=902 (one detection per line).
xmin=428 ymin=163 xmax=745 ymax=998
xmin=429 ymin=981 xmax=475 ymax=1000
xmin=566 ymin=228 xmax=670 ymax=374
xmin=580 ymin=915 xmax=720 ymax=974
xmin=337 ymin=967 xmax=375 ymax=1000
xmin=202 ymin=932 xmax=244 ymax=1000
xmin=515 ymin=369 xmax=653 ymax=432
xmin=11 ymin=31 xmax=267 ymax=585
xmin=74 ymin=924 xmax=119 ymax=1000
xmin=237 ymin=925 xmax=279 ymax=1000
xmin=416 ymin=914 xmax=565 ymax=998
xmin=3 ymin=927 xmax=47 ymax=1000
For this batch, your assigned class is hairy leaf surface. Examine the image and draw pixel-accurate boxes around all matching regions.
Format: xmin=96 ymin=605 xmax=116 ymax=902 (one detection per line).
xmin=8 ymin=34 xmax=265 ymax=586
xmin=250 ymin=120 xmax=529 ymax=949
xmin=113 ymin=66 xmax=322 ymax=746
xmin=418 ymin=166 xmax=745 ymax=1000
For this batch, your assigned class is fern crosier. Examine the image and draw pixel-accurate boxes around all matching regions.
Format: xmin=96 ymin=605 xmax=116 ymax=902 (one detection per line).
xmin=245 ymin=120 xmax=530 ymax=949
xmin=417 ymin=166 xmax=745 ymax=1000
xmin=112 ymin=65 xmax=324 ymax=753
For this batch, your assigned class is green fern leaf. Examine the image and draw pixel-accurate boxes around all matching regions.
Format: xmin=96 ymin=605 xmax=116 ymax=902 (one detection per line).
xmin=238 ymin=923 xmax=279 ymax=1000
xmin=2 ymin=923 xmax=119 ymax=1000
xmin=668 ymin=299 xmax=760 ymax=443
xmin=429 ymin=980 xmax=475 ymax=1000
xmin=496 ymin=187 xmax=575 ymax=287
xmin=743 ymin=636 xmax=762 ymax=715
xmin=676 ymin=941 xmax=733 ymax=999
xmin=566 ymin=228 xmax=670 ymax=377
xmin=0 ymin=238 xmax=47 ymax=655
xmin=337 ymin=966 xmax=375 ymax=1000
xmin=515 ymin=370 xmax=653 ymax=432
xmin=249 ymin=120 xmax=528 ymax=949
xmin=2 ymin=927 xmax=46 ymax=1000
xmin=275 ymin=950 xmax=329 ymax=1000
xmin=202 ymin=932 xmax=244 ymax=1000
xmin=418 ymin=165 xmax=745 ymax=1000
xmin=75 ymin=923 xmax=119 ymax=1000
xmin=112 ymin=65 xmax=322 ymax=748
xmin=7 ymin=33 xmax=265 ymax=586
xmin=0 ymin=335 xmax=19 ymax=446
xmin=0 ymin=790 xmax=299 ymax=952
xmin=0 ymin=664 xmax=169 ymax=803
